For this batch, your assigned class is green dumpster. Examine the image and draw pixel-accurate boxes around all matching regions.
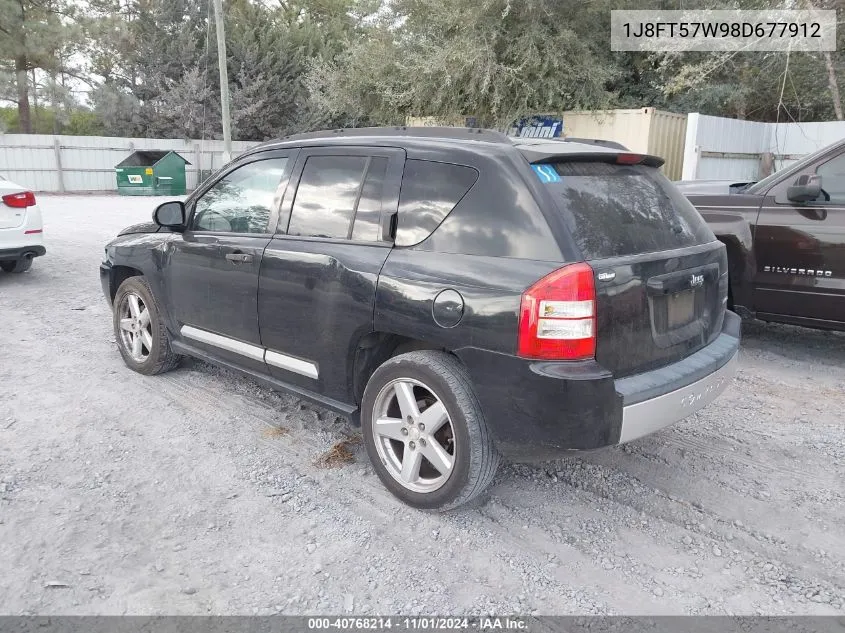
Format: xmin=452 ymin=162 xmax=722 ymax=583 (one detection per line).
xmin=115 ymin=150 xmax=190 ymax=196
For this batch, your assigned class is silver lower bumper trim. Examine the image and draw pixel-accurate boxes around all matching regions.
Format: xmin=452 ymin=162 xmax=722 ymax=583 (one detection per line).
xmin=618 ymin=351 xmax=738 ymax=444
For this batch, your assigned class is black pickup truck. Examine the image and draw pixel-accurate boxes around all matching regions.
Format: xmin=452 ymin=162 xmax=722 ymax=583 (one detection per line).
xmin=677 ymin=138 xmax=845 ymax=331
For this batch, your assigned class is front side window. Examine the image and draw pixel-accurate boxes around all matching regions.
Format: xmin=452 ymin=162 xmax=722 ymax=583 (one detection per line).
xmin=192 ymin=158 xmax=289 ymax=233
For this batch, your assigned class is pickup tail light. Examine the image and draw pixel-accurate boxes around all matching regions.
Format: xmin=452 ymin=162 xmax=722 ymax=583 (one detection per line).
xmin=517 ymin=262 xmax=596 ymax=360
xmin=2 ymin=191 xmax=36 ymax=208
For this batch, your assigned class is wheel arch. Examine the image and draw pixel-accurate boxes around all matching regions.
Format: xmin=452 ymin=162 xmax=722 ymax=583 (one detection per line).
xmin=110 ymin=265 xmax=144 ymax=301
xmin=350 ymin=332 xmax=459 ymax=407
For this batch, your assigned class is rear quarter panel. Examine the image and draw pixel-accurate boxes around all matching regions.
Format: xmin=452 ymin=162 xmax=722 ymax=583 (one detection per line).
xmin=375 ymin=249 xmax=624 ymax=455
xmin=375 ymin=249 xmax=562 ymax=355
xmin=405 ymin=142 xmax=568 ymax=261
xmin=375 ymin=142 xmax=568 ymax=352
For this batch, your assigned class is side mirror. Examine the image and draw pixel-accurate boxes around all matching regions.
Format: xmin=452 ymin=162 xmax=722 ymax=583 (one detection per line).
xmin=153 ymin=201 xmax=186 ymax=230
xmin=787 ymin=174 xmax=821 ymax=203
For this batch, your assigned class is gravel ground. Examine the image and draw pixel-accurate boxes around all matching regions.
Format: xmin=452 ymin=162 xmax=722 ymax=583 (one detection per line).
xmin=1 ymin=195 xmax=843 ymax=616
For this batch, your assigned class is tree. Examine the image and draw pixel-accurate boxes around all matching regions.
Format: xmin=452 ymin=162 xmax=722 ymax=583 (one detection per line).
xmin=225 ymin=0 xmax=312 ymax=140
xmin=0 ymin=0 xmax=80 ymax=132
xmin=84 ymin=0 xmax=362 ymax=139
xmin=85 ymin=0 xmax=212 ymax=138
xmin=307 ymin=0 xmax=845 ymax=128
xmin=803 ymin=0 xmax=844 ymax=120
xmin=644 ymin=0 xmax=845 ymax=122
xmin=6 ymin=0 xmax=845 ymax=139
xmin=307 ymin=0 xmax=626 ymax=128
xmin=226 ymin=0 xmax=364 ymax=138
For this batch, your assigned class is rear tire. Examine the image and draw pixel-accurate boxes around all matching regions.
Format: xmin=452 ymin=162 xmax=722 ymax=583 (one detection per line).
xmin=361 ymin=351 xmax=500 ymax=510
xmin=1 ymin=258 xmax=32 ymax=273
xmin=113 ymin=276 xmax=181 ymax=375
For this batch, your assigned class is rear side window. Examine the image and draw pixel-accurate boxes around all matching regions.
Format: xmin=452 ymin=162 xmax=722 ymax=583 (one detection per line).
xmin=396 ymin=160 xmax=478 ymax=246
xmin=287 ymin=155 xmax=392 ymax=241
xmin=288 ymin=155 xmax=368 ymax=239
xmin=351 ymin=157 xmax=389 ymax=242
xmin=542 ymin=162 xmax=714 ymax=259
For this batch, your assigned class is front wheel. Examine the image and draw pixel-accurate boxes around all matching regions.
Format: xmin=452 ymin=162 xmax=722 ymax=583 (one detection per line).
xmin=361 ymin=351 xmax=500 ymax=510
xmin=113 ymin=276 xmax=181 ymax=375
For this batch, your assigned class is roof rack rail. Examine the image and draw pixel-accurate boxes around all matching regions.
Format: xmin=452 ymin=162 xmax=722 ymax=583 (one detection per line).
xmin=277 ymin=126 xmax=511 ymax=144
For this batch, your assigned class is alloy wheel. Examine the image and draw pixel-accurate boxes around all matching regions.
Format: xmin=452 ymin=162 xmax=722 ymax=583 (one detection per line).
xmin=371 ymin=378 xmax=456 ymax=493
xmin=118 ymin=292 xmax=153 ymax=362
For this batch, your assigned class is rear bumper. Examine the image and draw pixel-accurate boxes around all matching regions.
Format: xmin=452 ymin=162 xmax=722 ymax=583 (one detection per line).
xmin=0 ymin=245 xmax=46 ymax=260
xmin=457 ymin=311 xmax=740 ymax=461
xmin=617 ymin=343 xmax=738 ymax=443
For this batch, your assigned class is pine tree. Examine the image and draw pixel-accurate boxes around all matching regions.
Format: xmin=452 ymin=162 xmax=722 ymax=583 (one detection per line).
xmin=0 ymin=0 xmax=80 ymax=133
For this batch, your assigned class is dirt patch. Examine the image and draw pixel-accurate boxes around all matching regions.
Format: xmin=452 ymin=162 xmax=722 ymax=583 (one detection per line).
xmin=314 ymin=436 xmax=362 ymax=469
xmin=261 ymin=425 xmax=290 ymax=438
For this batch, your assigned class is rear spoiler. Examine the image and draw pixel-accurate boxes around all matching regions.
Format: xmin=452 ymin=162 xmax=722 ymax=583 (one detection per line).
xmin=530 ymin=152 xmax=665 ymax=168
xmin=561 ymin=137 xmax=630 ymax=151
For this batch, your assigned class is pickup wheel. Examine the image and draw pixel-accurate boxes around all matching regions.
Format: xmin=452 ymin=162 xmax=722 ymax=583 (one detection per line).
xmin=113 ymin=276 xmax=180 ymax=375
xmin=361 ymin=351 xmax=500 ymax=510
xmin=1 ymin=258 xmax=32 ymax=273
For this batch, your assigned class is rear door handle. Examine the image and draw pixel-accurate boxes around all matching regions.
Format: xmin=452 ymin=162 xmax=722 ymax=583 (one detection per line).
xmin=225 ymin=252 xmax=253 ymax=264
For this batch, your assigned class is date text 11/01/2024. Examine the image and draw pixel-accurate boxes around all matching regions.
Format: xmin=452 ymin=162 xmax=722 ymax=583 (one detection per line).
xmin=307 ymin=617 xmax=528 ymax=630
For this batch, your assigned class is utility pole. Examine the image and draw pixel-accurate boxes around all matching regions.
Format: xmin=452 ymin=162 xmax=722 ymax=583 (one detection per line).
xmin=212 ymin=0 xmax=232 ymax=162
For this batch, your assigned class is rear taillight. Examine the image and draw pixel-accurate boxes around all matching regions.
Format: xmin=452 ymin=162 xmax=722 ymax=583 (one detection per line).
xmin=2 ymin=191 xmax=36 ymax=208
xmin=517 ymin=262 xmax=596 ymax=360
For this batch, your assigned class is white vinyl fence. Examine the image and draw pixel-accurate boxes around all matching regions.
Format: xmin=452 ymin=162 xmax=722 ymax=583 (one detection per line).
xmin=682 ymin=113 xmax=845 ymax=181
xmin=5 ymin=117 xmax=845 ymax=192
xmin=0 ymin=134 xmax=260 ymax=193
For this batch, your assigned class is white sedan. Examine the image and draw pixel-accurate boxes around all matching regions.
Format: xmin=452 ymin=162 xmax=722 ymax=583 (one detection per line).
xmin=0 ymin=174 xmax=44 ymax=273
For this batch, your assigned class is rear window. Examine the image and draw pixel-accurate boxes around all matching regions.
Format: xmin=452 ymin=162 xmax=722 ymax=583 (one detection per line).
xmin=542 ymin=162 xmax=714 ymax=259
xmin=396 ymin=160 xmax=478 ymax=246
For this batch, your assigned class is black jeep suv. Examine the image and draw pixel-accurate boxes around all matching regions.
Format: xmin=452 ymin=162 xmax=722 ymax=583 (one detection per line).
xmin=100 ymin=127 xmax=740 ymax=510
